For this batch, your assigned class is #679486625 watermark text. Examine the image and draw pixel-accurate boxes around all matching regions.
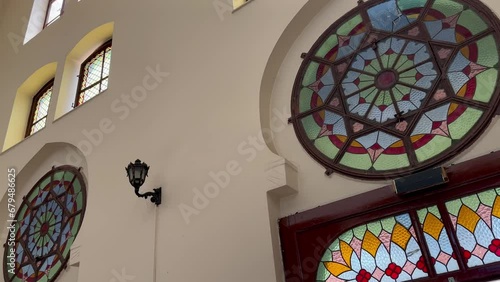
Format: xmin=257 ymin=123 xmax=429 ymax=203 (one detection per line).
xmin=6 ymin=168 xmax=17 ymax=274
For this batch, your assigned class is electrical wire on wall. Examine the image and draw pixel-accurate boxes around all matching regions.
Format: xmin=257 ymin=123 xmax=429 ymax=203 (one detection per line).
xmin=153 ymin=206 xmax=159 ymax=282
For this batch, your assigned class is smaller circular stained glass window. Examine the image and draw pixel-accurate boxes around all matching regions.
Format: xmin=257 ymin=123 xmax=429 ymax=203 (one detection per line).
xmin=3 ymin=166 xmax=87 ymax=282
xmin=290 ymin=0 xmax=500 ymax=179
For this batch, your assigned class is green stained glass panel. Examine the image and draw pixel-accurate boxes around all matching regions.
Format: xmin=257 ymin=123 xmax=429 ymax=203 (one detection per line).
xmin=317 ymin=263 xmax=331 ymax=280
xmin=475 ymin=36 xmax=498 ymax=68
xmin=448 ymin=107 xmax=483 ymax=140
xmin=315 ymin=137 xmax=340 ymax=159
xmin=75 ymin=192 xmax=84 ymax=211
xmin=316 ymin=14 xmax=365 ymax=61
xmin=431 ymin=0 xmax=464 ymax=17
xmin=353 ymin=225 xmax=366 ymax=240
xmin=457 ymin=10 xmax=488 ymax=37
xmin=72 ymin=178 xmax=82 ymax=194
xmin=316 ymin=35 xmax=339 ymax=59
xmin=63 ymin=171 xmax=75 ymax=182
xmin=397 ymin=0 xmax=427 ymax=11
xmin=303 ymin=62 xmax=320 ymax=86
xmin=54 ymin=171 xmax=64 ymax=181
xmin=301 ymin=115 xmax=321 ymax=140
xmin=337 ymin=14 xmax=363 ymax=35
xmin=299 ymin=88 xmax=314 ymax=113
xmin=340 ymin=152 xmax=373 ymax=170
xmin=415 ymin=136 xmax=452 ymax=162
xmin=373 ymin=154 xmax=410 ymax=171
xmin=474 ymin=69 xmax=498 ymax=103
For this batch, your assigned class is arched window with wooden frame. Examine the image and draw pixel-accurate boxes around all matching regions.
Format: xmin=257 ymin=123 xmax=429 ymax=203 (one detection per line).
xmin=75 ymin=39 xmax=112 ymax=107
xmin=26 ymin=79 xmax=54 ymax=137
xmin=44 ymin=0 xmax=65 ymax=28
xmin=279 ymin=152 xmax=500 ymax=282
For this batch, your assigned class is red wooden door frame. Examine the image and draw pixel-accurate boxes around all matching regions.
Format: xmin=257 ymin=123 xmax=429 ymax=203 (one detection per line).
xmin=279 ymin=151 xmax=500 ymax=282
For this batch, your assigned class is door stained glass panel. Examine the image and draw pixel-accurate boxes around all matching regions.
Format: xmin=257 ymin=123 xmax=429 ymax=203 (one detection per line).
xmin=317 ymin=214 xmax=428 ymax=281
xmin=417 ymin=206 xmax=459 ymax=274
xmin=446 ymin=187 xmax=500 ymax=268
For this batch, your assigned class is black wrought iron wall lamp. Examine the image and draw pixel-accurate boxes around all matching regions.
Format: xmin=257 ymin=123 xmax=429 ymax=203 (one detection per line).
xmin=126 ymin=159 xmax=162 ymax=206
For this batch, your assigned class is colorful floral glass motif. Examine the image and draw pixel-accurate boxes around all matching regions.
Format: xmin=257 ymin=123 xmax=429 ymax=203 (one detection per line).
xmin=3 ymin=166 xmax=86 ymax=282
xmin=291 ymin=0 xmax=500 ymax=179
xmin=417 ymin=206 xmax=459 ymax=274
xmin=446 ymin=187 xmax=500 ymax=268
xmin=317 ymin=214 xmax=427 ymax=282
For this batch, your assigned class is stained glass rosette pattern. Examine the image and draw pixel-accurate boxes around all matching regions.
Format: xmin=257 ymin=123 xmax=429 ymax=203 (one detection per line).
xmin=3 ymin=167 xmax=86 ymax=282
xmin=317 ymin=214 xmax=427 ymax=282
xmin=291 ymin=0 xmax=500 ymax=179
xmin=446 ymin=187 xmax=500 ymax=268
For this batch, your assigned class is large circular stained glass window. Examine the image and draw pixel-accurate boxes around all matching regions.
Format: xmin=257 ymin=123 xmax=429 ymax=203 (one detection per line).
xmin=291 ymin=0 xmax=500 ymax=179
xmin=3 ymin=166 xmax=87 ymax=282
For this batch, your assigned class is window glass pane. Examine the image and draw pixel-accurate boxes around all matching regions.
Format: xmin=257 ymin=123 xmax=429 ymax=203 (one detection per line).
xmin=30 ymin=117 xmax=47 ymax=135
xmin=101 ymin=78 xmax=109 ymax=92
xmin=77 ymin=42 xmax=112 ymax=106
xmin=103 ymin=47 xmax=112 ymax=77
xmin=83 ymin=52 xmax=104 ymax=88
xmin=417 ymin=206 xmax=459 ymax=274
xmin=446 ymin=187 xmax=500 ymax=268
xmin=317 ymin=213 xmax=428 ymax=281
xmin=46 ymin=0 xmax=64 ymax=26
xmin=34 ymin=89 xmax=52 ymax=121
xmin=80 ymin=84 xmax=101 ymax=104
xmin=29 ymin=86 xmax=52 ymax=136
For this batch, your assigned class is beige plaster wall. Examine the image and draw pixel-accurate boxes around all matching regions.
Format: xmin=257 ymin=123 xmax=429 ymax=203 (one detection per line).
xmin=0 ymin=0 xmax=499 ymax=281
xmin=0 ymin=0 xmax=307 ymax=281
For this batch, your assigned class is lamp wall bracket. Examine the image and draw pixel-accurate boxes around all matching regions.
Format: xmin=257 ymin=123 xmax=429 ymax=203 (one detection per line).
xmin=135 ymin=187 xmax=162 ymax=206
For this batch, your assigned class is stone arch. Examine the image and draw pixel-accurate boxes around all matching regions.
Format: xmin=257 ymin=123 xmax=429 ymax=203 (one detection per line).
xmin=259 ymin=0 xmax=330 ymax=155
xmin=16 ymin=142 xmax=89 ymax=186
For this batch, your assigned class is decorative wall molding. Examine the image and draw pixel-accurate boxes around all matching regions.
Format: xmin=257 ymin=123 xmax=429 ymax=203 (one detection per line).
xmin=266 ymin=158 xmax=298 ymax=198
xmin=69 ymin=243 xmax=81 ymax=267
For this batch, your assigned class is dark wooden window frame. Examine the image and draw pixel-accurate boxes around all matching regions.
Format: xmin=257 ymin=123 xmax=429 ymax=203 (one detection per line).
xmin=279 ymin=151 xmax=500 ymax=282
xmin=25 ymin=79 xmax=54 ymax=137
xmin=74 ymin=39 xmax=112 ymax=107
xmin=43 ymin=0 xmax=65 ymax=28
